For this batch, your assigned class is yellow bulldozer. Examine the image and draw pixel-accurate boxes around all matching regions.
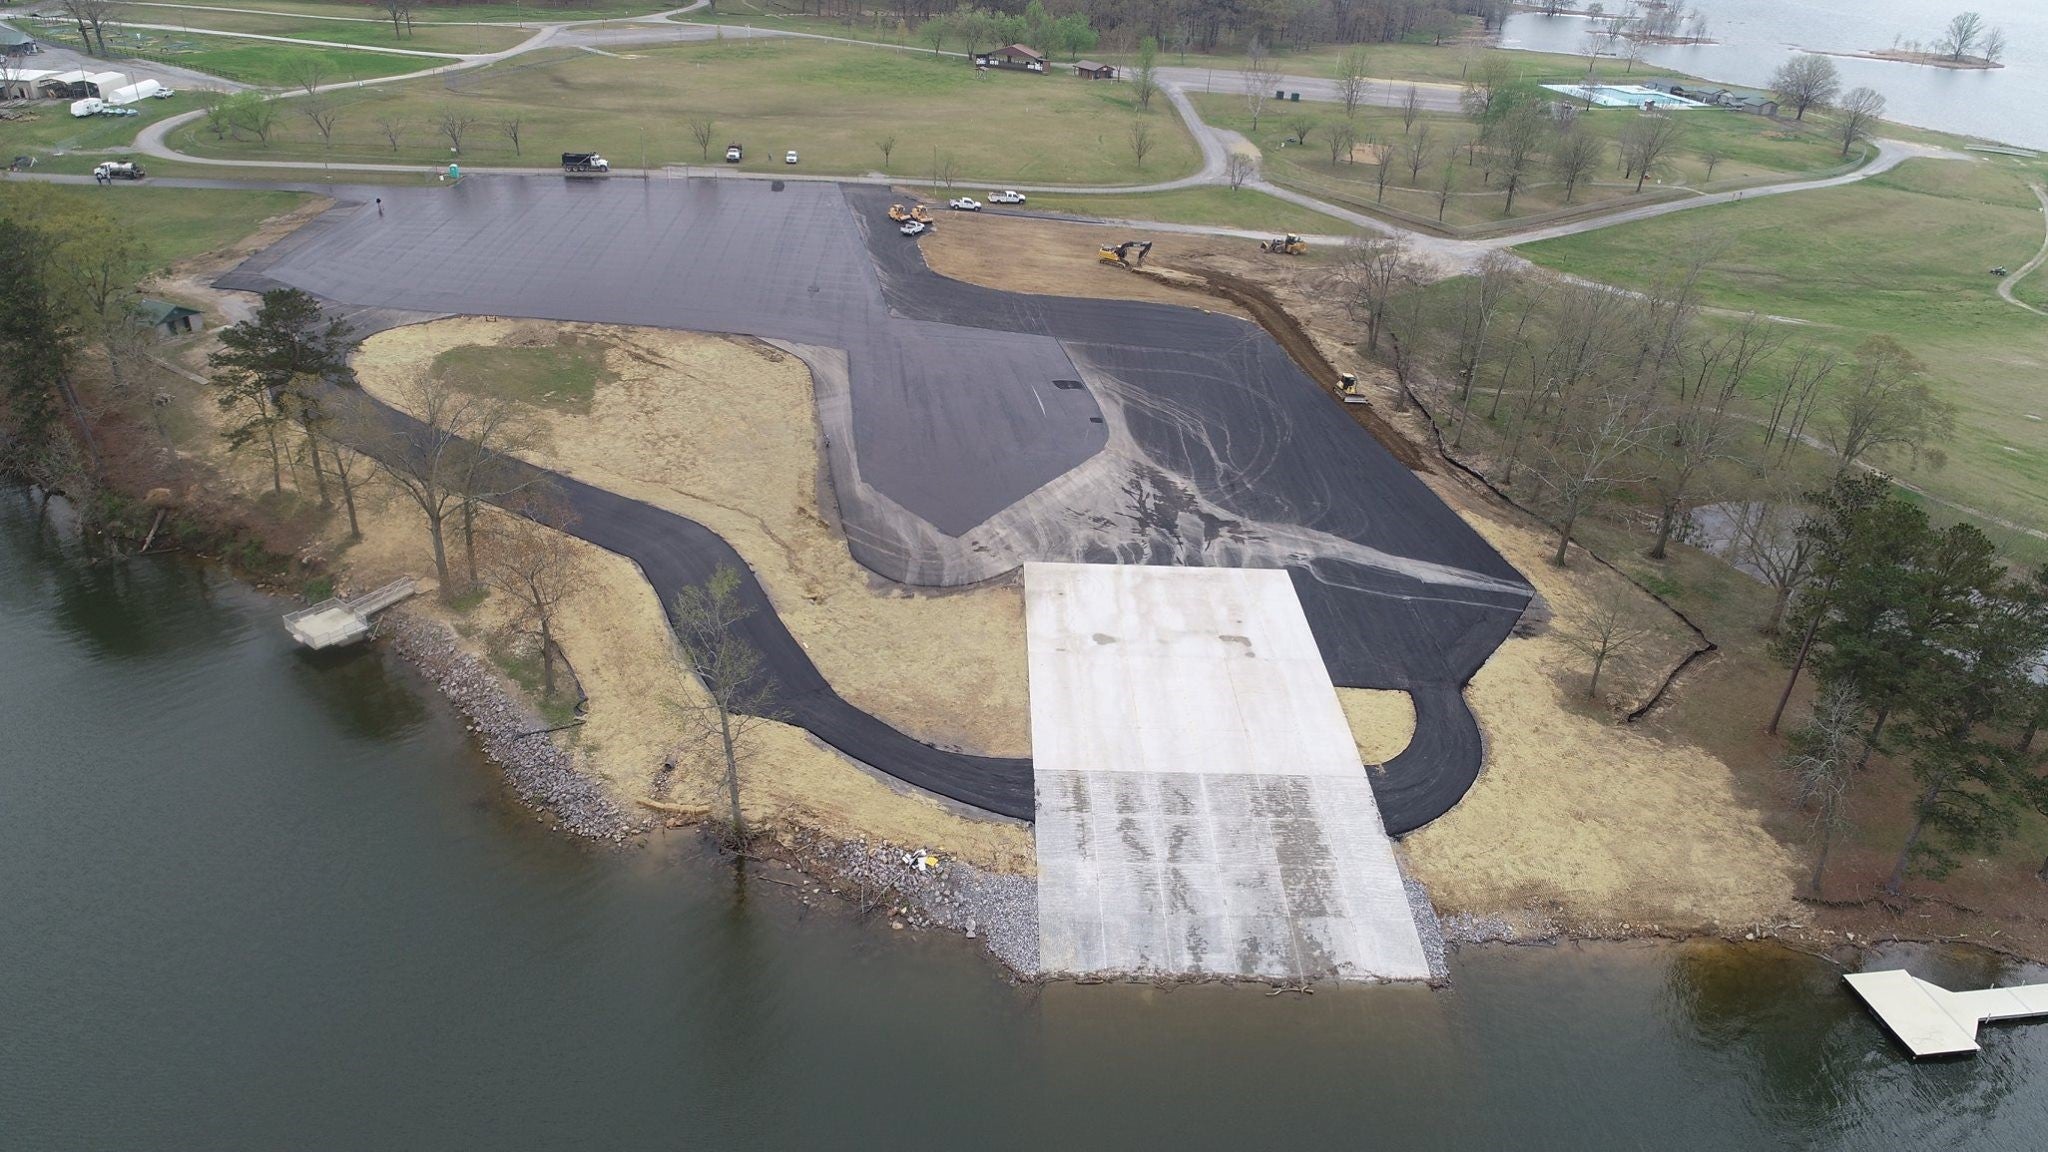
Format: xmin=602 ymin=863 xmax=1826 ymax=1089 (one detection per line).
xmin=889 ymin=203 xmax=935 ymax=224
xmin=1259 ymin=233 xmax=1308 ymax=255
xmin=1097 ymin=239 xmax=1153 ymax=269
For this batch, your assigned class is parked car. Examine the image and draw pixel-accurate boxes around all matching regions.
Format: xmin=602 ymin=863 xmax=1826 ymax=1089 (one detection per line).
xmin=724 ymin=143 xmax=742 ymax=163
xmin=987 ymin=189 xmax=1026 ymax=204
xmin=899 ymin=220 xmax=927 ymax=236
xmin=98 ymin=106 xmax=138 ymax=117
xmin=153 ymin=87 xmax=176 ymax=98
xmin=784 ymin=150 xmax=799 ymax=165
xmin=948 ymin=197 xmax=981 ymax=211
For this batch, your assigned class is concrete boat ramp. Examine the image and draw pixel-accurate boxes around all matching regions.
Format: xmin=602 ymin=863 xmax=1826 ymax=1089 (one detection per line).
xmin=1026 ymin=562 xmax=1433 ymax=983
xmin=1847 ymin=970 xmax=2048 ymax=1058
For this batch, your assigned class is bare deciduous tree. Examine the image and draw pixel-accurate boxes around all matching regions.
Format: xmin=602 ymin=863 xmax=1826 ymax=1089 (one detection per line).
xmin=1834 ymin=85 xmax=1886 ymax=157
xmin=436 ymin=108 xmax=477 ymax=155
xmin=374 ymin=115 xmax=406 ymax=153
xmin=499 ymin=116 xmax=522 ymax=156
xmin=1550 ymin=126 xmax=1605 ymax=204
xmin=1561 ymin=595 xmax=1654 ymax=700
xmin=689 ymin=117 xmax=717 ymax=161
xmin=288 ymin=57 xmax=328 ymax=98
xmin=1646 ymin=312 xmax=1783 ymax=558
xmin=1226 ymin=151 xmax=1258 ymax=189
xmin=482 ymin=500 xmax=587 ymax=700
xmin=1127 ymin=119 xmax=1155 ymax=168
xmin=1785 ymin=680 xmax=1866 ymax=895
xmin=1769 ymin=53 xmax=1840 ymax=120
xmin=1434 ymin=155 xmax=1459 ymax=222
xmin=1400 ymin=84 xmax=1422 ymax=134
xmin=669 ymin=566 xmax=781 ymax=846
xmin=1370 ymin=135 xmax=1398 ymax=202
xmin=1821 ymin=335 xmax=1953 ymax=476
xmin=1533 ymin=373 xmax=1664 ymax=566
xmin=303 ymin=100 xmax=342 ymax=147
xmin=59 ymin=0 xmax=118 ymax=56
xmin=1132 ymin=35 xmax=1159 ymax=110
xmin=1286 ymin=114 xmax=1316 ymax=147
xmin=1402 ymin=120 xmax=1436 ymax=184
xmin=1620 ymin=113 xmax=1686 ymax=192
xmin=1339 ymin=234 xmax=1418 ymax=353
xmin=1337 ymin=47 xmax=1370 ymax=119
xmin=875 ymin=134 xmax=896 ymax=171
xmin=383 ymin=0 xmax=415 ymax=38
xmin=369 ymin=370 xmax=530 ymax=598
xmin=1242 ymin=39 xmax=1281 ymax=132
xmin=1938 ymin=11 xmax=1986 ymax=61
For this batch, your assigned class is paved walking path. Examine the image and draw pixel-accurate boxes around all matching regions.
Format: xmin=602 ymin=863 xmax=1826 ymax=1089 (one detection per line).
xmin=1997 ymin=184 xmax=2048 ymax=318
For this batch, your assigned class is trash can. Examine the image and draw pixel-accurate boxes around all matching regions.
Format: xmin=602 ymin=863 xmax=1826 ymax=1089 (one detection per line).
xmin=1275 ymin=88 xmax=1285 ymax=99
xmin=1290 ymin=91 xmax=1301 ymax=102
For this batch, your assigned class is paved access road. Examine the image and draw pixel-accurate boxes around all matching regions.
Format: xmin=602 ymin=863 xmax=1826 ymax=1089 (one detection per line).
xmin=213 ymin=176 xmax=1531 ymax=832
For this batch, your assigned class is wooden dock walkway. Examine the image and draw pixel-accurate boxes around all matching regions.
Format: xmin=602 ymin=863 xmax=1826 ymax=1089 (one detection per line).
xmin=283 ymin=577 xmax=418 ymax=650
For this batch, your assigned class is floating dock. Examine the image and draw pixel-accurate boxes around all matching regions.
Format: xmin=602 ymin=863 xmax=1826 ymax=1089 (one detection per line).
xmin=1846 ymin=969 xmax=2048 ymax=1057
xmin=283 ymin=578 xmax=418 ymax=650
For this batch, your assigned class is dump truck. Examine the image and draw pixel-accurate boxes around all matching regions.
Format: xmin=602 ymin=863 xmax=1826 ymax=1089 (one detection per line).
xmin=1097 ymin=240 xmax=1152 ymax=269
xmin=561 ymin=151 xmax=610 ymax=174
xmin=93 ymin=161 xmax=145 ymax=181
xmin=724 ymin=143 xmax=743 ymax=163
xmin=1259 ymin=234 xmax=1308 ymax=256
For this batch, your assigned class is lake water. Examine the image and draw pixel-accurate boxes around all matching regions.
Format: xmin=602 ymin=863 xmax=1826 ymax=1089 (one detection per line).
xmin=1503 ymin=0 xmax=2048 ymax=149
xmin=4 ymin=484 xmax=2048 ymax=1150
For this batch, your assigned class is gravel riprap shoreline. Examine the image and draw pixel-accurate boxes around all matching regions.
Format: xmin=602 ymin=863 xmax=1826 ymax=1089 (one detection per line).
xmin=384 ymin=612 xmax=645 ymax=842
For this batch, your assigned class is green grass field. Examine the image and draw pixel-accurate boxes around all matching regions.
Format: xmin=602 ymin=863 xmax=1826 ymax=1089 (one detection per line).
xmin=0 ymin=183 xmax=311 ymax=265
xmin=106 ymin=5 xmax=533 ymax=52
xmin=1517 ymin=156 xmax=2048 ymax=532
xmin=167 ymin=38 xmax=1201 ymax=183
xmin=1192 ymin=91 xmax=1851 ymax=231
xmin=31 ymin=22 xmax=442 ymax=84
xmin=91 ymin=0 xmax=677 ymax=23
xmin=432 ymin=336 xmax=615 ymax=412
xmin=1014 ymin=187 xmax=1359 ymax=235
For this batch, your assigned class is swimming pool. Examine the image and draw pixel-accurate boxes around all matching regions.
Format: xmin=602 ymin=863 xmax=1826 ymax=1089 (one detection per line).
xmin=1540 ymin=83 xmax=1707 ymax=108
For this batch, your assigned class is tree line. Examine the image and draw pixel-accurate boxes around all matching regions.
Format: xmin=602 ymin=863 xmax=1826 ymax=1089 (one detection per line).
xmin=1349 ymin=221 xmax=2048 ymax=899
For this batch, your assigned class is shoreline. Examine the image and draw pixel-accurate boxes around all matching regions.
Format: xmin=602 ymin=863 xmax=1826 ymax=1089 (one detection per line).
xmin=1815 ymin=48 xmax=2005 ymax=71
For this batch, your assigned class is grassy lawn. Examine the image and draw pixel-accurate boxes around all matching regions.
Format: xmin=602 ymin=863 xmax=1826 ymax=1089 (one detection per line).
xmin=1194 ymin=91 xmax=1851 ymax=231
xmin=1517 ymin=156 xmax=2048 ymax=532
xmin=2 ymin=93 xmax=198 ymax=160
xmin=1015 ymin=187 xmax=1361 ymax=235
xmin=432 ymin=336 xmax=616 ymax=412
xmin=167 ymin=38 xmax=1201 ymax=183
xmin=31 ymin=21 xmax=442 ymax=84
xmin=0 ymin=183 xmax=311 ymax=265
xmin=106 ymin=5 xmax=533 ymax=52
xmin=96 ymin=0 xmax=677 ymax=22
xmin=1138 ymin=41 xmax=1606 ymax=85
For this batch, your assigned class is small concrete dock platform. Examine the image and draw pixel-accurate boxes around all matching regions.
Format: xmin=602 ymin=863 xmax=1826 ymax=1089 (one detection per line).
xmin=283 ymin=578 xmax=418 ymax=650
xmin=1846 ymin=969 xmax=2048 ymax=1057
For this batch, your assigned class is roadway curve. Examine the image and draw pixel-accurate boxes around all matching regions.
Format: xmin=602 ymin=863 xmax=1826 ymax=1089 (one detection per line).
xmin=1997 ymin=183 xmax=2048 ymax=317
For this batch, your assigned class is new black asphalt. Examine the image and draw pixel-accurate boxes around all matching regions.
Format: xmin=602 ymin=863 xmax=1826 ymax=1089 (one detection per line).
xmin=220 ymin=176 xmax=1532 ymax=833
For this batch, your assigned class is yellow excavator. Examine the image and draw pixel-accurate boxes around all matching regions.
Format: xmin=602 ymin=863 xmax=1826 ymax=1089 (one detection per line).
xmin=1259 ymin=233 xmax=1308 ymax=255
xmin=1097 ymin=239 xmax=1153 ymax=269
xmin=889 ymin=203 xmax=935 ymax=223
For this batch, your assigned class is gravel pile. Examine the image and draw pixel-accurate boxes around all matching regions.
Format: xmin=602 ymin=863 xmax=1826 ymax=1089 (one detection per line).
xmin=786 ymin=827 xmax=1040 ymax=977
xmin=1438 ymin=910 xmax=1536 ymax=945
xmin=384 ymin=612 xmax=643 ymax=842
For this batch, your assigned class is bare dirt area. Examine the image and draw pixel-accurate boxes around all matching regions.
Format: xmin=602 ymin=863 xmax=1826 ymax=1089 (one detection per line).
xmin=351 ymin=317 xmax=1032 ymax=759
xmin=917 ymin=211 xmax=1250 ymax=317
xmin=1402 ymin=490 xmax=1800 ymax=930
